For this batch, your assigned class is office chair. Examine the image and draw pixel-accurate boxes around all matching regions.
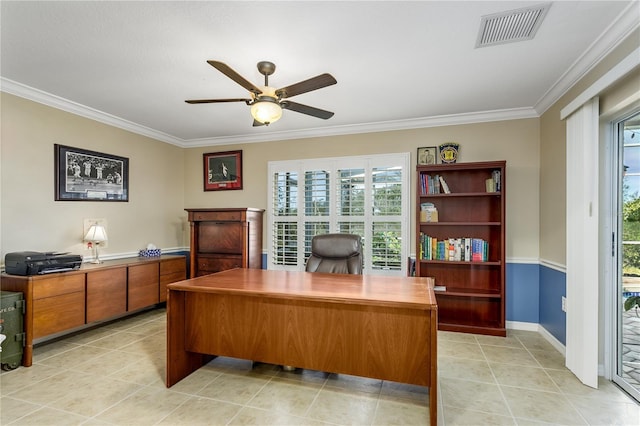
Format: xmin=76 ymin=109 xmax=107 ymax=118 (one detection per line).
xmin=281 ymin=233 xmax=364 ymax=372
xmin=305 ymin=233 xmax=363 ymax=274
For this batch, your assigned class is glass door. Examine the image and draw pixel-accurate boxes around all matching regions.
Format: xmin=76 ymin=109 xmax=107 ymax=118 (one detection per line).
xmin=615 ymin=110 xmax=640 ymax=402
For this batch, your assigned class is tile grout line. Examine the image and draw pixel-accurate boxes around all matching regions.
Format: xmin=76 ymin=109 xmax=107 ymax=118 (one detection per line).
xmin=299 ymin=371 xmax=329 ymax=421
xmin=478 ymin=334 xmax=519 ymax=424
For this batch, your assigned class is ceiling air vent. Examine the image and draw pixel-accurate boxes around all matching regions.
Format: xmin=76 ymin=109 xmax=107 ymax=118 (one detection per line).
xmin=476 ymin=3 xmax=551 ymax=48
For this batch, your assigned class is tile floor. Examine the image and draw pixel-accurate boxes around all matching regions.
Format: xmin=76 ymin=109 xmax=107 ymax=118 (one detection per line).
xmin=1 ymin=308 xmax=639 ymax=425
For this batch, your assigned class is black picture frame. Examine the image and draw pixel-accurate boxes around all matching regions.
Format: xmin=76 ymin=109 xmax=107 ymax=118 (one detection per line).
xmin=54 ymin=144 xmax=129 ymax=201
xmin=417 ymin=146 xmax=437 ymax=165
xmin=203 ymin=150 xmax=243 ymax=191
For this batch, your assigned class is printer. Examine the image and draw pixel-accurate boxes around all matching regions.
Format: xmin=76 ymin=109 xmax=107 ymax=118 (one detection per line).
xmin=4 ymin=251 xmax=83 ymax=276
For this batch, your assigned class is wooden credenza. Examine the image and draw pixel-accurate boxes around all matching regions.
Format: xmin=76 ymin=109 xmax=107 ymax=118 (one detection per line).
xmin=0 ymin=254 xmax=186 ymax=366
xmin=185 ymin=208 xmax=264 ymax=278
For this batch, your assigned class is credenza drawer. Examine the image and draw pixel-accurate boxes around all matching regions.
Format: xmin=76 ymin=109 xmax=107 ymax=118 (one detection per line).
xmin=192 ymin=210 xmax=243 ymax=222
xmin=160 ymin=257 xmax=186 ymax=276
xmin=86 ymin=267 xmax=127 ymax=323
xmin=33 ymin=291 xmax=85 ymax=338
xmin=197 ymin=256 xmax=242 ymax=276
xmin=33 ymin=274 xmax=85 ymax=300
xmin=128 ymin=263 xmax=159 ymax=311
xmin=159 ymin=258 xmax=187 ymax=302
xmin=198 ymin=222 xmax=245 ymax=254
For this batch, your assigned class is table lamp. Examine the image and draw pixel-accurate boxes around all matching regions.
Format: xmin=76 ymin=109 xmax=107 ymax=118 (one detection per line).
xmin=84 ymin=223 xmax=108 ymax=264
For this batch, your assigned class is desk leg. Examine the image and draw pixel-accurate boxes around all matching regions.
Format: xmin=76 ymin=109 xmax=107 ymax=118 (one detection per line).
xmin=430 ymin=308 xmax=438 ymax=425
xmin=22 ymin=343 xmax=33 ymax=367
xmin=165 ymin=290 xmax=211 ymax=387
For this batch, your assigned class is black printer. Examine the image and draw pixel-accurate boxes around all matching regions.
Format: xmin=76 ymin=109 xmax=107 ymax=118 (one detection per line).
xmin=4 ymin=251 xmax=83 ymax=276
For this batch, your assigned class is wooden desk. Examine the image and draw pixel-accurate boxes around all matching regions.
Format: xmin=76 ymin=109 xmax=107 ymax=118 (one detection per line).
xmin=166 ymin=268 xmax=438 ymax=425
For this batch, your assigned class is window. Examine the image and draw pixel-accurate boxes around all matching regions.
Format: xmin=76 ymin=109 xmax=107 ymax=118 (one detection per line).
xmin=268 ymin=153 xmax=410 ymax=275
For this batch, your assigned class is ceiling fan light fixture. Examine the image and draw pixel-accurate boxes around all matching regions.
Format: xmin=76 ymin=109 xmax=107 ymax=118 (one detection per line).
xmin=186 ymin=60 xmax=336 ymax=126
xmin=251 ymin=98 xmax=282 ymax=125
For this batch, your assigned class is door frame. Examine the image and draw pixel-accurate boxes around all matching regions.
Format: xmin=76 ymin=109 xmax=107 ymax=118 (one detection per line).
xmin=604 ymin=104 xmax=640 ymax=401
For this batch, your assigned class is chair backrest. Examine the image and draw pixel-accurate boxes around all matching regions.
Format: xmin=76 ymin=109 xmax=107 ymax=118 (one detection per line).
xmin=305 ymin=233 xmax=363 ymax=275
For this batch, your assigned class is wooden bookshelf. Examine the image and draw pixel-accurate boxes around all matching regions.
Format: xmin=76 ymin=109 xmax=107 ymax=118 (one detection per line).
xmin=416 ymin=161 xmax=506 ymax=336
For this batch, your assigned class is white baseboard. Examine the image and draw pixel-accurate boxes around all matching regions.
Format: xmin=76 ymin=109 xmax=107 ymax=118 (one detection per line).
xmin=508 ymin=321 xmax=566 ymax=356
xmin=537 ymin=324 xmax=566 ymax=356
xmin=506 ymin=320 xmax=539 ymax=332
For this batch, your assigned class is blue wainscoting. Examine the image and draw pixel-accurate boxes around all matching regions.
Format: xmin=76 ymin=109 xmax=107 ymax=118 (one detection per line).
xmin=506 ymin=263 xmax=540 ymax=324
xmin=508 ymin=262 xmax=566 ymax=345
xmin=259 ymin=254 xmax=568 ymax=345
xmin=539 ymin=264 xmax=567 ymax=345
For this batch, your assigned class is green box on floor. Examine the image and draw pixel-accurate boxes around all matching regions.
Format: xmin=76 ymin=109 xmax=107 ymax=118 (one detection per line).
xmin=0 ymin=290 xmax=25 ymax=370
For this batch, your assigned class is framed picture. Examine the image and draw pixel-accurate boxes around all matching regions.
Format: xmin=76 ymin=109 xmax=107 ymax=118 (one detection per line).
xmin=417 ymin=146 xmax=437 ymax=165
xmin=439 ymin=142 xmax=460 ymax=163
xmin=203 ymin=150 xmax=243 ymax=191
xmin=55 ymin=144 xmax=129 ymax=201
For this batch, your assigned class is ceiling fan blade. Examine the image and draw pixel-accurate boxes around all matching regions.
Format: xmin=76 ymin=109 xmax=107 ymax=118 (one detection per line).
xmin=252 ymin=119 xmax=265 ymax=127
xmin=207 ymin=60 xmax=262 ymax=95
xmin=281 ymin=100 xmax=334 ymax=119
xmin=185 ymin=98 xmax=251 ymax=104
xmin=276 ymin=73 xmax=337 ymax=99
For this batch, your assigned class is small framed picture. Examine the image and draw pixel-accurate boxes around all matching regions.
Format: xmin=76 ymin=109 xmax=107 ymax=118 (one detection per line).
xmin=203 ymin=150 xmax=243 ymax=191
xmin=417 ymin=146 xmax=437 ymax=165
xmin=439 ymin=142 xmax=460 ymax=164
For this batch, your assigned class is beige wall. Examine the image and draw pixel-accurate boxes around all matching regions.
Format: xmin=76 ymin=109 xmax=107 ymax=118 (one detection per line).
xmin=184 ymin=119 xmax=540 ymax=259
xmin=600 ymin=70 xmax=640 ymax=118
xmin=539 ymin=28 xmax=640 ymax=266
xmin=1 ymin=95 xmax=541 ymax=264
xmin=1 ymin=93 xmax=185 ymax=262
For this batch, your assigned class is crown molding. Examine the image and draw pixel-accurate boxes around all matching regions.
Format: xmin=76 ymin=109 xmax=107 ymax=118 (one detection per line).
xmin=183 ymin=107 xmax=539 ymax=147
xmin=1 ymin=75 xmax=538 ymax=147
xmin=1 ymin=78 xmax=185 ymax=147
xmin=4 ymin=0 xmax=636 ymax=151
xmin=534 ymin=1 xmax=640 ymax=115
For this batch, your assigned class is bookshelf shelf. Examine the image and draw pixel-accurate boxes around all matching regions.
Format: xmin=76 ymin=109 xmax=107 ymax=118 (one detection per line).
xmin=420 ymin=221 xmax=501 ymax=226
xmin=434 ymin=288 xmax=502 ymax=298
xmin=420 ymin=192 xmax=502 ymax=198
xmin=420 ymin=259 xmax=501 ymax=266
xmin=416 ymin=160 xmax=506 ymax=336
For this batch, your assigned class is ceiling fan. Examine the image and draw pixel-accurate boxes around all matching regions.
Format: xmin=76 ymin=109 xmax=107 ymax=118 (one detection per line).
xmin=186 ymin=60 xmax=337 ymax=126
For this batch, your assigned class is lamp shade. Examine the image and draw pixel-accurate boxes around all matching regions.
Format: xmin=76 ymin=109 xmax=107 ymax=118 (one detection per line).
xmin=84 ymin=224 xmax=108 ymax=243
xmin=250 ymin=99 xmax=282 ymax=124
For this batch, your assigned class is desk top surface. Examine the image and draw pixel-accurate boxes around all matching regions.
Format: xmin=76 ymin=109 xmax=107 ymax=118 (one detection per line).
xmin=168 ymin=268 xmax=436 ymax=309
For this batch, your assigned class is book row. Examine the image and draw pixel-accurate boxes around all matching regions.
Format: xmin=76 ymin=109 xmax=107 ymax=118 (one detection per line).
xmin=419 ymin=234 xmax=489 ymax=262
xmin=419 ymin=174 xmax=450 ymax=195
xmin=486 ymin=170 xmax=502 ymax=192
xmin=419 ymin=170 xmax=502 ymax=195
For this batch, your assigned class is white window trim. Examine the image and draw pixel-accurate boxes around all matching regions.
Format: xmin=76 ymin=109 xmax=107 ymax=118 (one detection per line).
xmin=267 ymin=152 xmax=410 ymax=276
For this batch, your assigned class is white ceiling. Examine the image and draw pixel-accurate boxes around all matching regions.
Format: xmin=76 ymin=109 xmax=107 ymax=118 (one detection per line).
xmin=1 ymin=1 xmax=637 ymax=147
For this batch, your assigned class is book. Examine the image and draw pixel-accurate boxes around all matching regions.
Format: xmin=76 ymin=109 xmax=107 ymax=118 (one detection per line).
xmin=407 ymin=257 xmax=416 ymax=276
xmin=464 ymin=238 xmax=471 ymax=261
xmin=471 ymin=238 xmax=484 ymax=262
xmin=485 ymin=178 xmax=495 ymax=192
xmin=438 ymin=175 xmax=451 ymax=193
xmin=448 ymin=238 xmax=455 ymax=261
xmin=420 ymin=203 xmax=438 ymax=222
xmin=492 ymin=170 xmax=501 ymax=192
